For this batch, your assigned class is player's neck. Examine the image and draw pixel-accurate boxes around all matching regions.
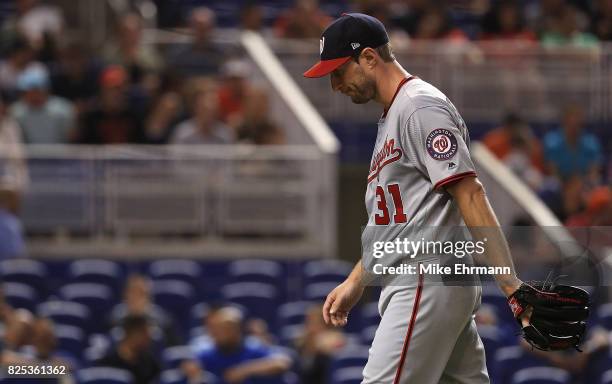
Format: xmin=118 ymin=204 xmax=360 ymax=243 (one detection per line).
xmin=376 ymin=62 xmax=411 ymax=110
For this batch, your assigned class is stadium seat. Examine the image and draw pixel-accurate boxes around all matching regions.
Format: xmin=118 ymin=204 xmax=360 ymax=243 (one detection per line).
xmin=2 ymin=282 xmax=38 ymax=312
xmin=303 ymin=282 xmax=338 ymax=302
xmin=276 ymin=301 xmax=314 ymax=345
xmin=190 ymin=302 xmax=210 ymax=334
xmin=596 ymin=303 xmax=612 ymax=330
xmin=360 ymin=325 xmax=377 ymax=346
xmin=152 ymin=279 xmax=196 ymax=335
xmin=303 ymin=260 xmax=353 ymax=285
xmin=162 ymin=345 xmax=197 ymax=369
xmin=601 ymin=368 xmax=612 ymax=384
xmin=477 ymin=324 xmax=502 ymax=373
xmin=481 ymin=283 xmax=515 ymax=326
xmin=221 ymin=282 xmax=279 ymax=325
xmin=360 ymin=302 xmax=380 ymax=327
xmin=159 ymin=368 xmax=219 ymax=384
xmin=0 ymin=259 xmax=48 ymax=297
xmin=37 ymin=300 xmax=90 ymax=330
xmin=68 ymin=259 xmax=122 ymax=294
xmin=149 ymin=259 xmax=202 ymax=285
xmin=331 ymin=366 xmax=364 ymax=384
xmin=77 ymin=367 xmax=133 ymax=384
xmin=228 ymin=259 xmax=283 ymax=282
xmin=55 ymin=324 xmax=86 ymax=360
xmin=58 ymin=283 xmax=114 ymax=332
xmin=511 ymin=367 xmax=571 ymax=384
xmin=493 ymin=346 xmax=552 ymax=384
xmin=330 ymin=344 xmax=370 ymax=371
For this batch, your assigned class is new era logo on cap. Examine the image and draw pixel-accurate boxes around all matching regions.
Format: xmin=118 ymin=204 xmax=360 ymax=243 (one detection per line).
xmin=304 ymin=13 xmax=390 ymax=78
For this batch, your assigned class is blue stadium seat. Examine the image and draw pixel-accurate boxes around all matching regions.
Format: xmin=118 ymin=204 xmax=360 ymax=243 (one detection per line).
xmin=159 ymin=368 xmax=219 ymax=384
xmin=77 ymin=367 xmax=133 ymax=384
xmin=596 ymin=303 xmax=612 ymax=330
xmin=153 ymin=279 xmax=196 ymax=335
xmin=162 ymin=345 xmax=197 ymax=369
xmin=190 ymin=302 xmax=210 ymax=336
xmin=2 ymin=282 xmax=38 ymax=312
xmin=331 ymin=366 xmax=364 ymax=384
xmin=601 ymin=368 xmax=612 ymax=384
xmin=493 ymin=346 xmax=552 ymax=384
xmin=477 ymin=324 xmax=502 ymax=373
xmin=55 ymin=324 xmax=86 ymax=361
xmin=59 ymin=283 xmax=114 ymax=332
xmin=221 ymin=282 xmax=279 ymax=326
xmin=481 ymin=283 xmax=515 ymax=326
xmin=69 ymin=259 xmax=123 ymax=295
xmin=276 ymin=301 xmax=314 ymax=345
xmin=149 ymin=259 xmax=202 ymax=285
xmin=510 ymin=367 xmax=570 ymax=384
xmin=360 ymin=325 xmax=377 ymax=346
xmin=586 ymin=345 xmax=612 ymax=384
xmin=303 ymin=282 xmax=337 ymax=302
xmin=37 ymin=300 xmax=90 ymax=330
xmin=303 ymin=260 xmax=353 ymax=285
xmin=330 ymin=344 xmax=370 ymax=371
xmin=228 ymin=259 xmax=284 ymax=290
xmin=0 ymin=259 xmax=48 ymax=298
xmin=360 ymin=302 xmax=380 ymax=328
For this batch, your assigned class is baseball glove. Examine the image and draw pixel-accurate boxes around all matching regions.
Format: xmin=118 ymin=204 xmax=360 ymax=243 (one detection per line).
xmin=507 ymin=281 xmax=590 ymax=351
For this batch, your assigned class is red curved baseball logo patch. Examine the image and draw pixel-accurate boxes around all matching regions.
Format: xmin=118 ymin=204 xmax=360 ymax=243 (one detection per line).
xmin=426 ymin=129 xmax=458 ymax=161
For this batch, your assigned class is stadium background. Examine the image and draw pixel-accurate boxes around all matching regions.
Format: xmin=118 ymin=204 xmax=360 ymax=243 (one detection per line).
xmin=0 ymin=0 xmax=611 ymax=383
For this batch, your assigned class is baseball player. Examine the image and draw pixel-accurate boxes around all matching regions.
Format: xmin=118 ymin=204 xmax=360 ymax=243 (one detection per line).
xmin=302 ymin=13 xmax=579 ymax=384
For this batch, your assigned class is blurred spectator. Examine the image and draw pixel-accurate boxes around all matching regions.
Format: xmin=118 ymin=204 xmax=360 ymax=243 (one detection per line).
xmin=480 ymin=1 xmax=537 ymax=42
xmin=240 ymin=2 xmax=265 ymax=32
xmin=245 ymin=318 xmax=276 ymax=346
xmin=25 ymin=317 xmax=72 ymax=369
xmin=197 ymin=306 xmax=290 ymax=384
xmin=167 ymin=7 xmax=225 ymax=78
xmin=170 ymin=80 xmax=233 ymax=145
xmin=0 ymin=35 xmax=39 ymax=102
xmin=591 ymin=0 xmax=612 ymax=40
xmin=541 ymin=5 xmax=599 ymax=48
xmin=411 ymin=6 xmax=468 ymax=41
xmin=111 ymin=274 xmax=178 ymax=346
xmin=50 ymin=39 xmax=100 ymax=116
xmin=0 ymin=95 xmax=27 ymax=259
xmin=97 ymin=314 xmax=161 ymax=384
xmin=78 ymin=66 xmax=145 ymax=144
xmin=10 ymin=65 xmax=75 ymax=143
xmin=0 ymin=0 xmax=64 ymax=52
xmin=483 ymin=113 xmax=544 ymax=190
xmin=218 ymin=60 xmax=251 ymax=126
xmin=565 ymin=186 xmax=612 ymax=226
xmin=274 ymin=0 xmax=331 ymax=38
xmin=102 ymin=12 xmax=163 ymax=87
xmin=144 ymin=91 xmax=183 ymax=144
xmin=236 ymin=88 xmax=285 ymax=145
xmin=543 ymin=104 xmax=602 ymax=184
xmin=3 ymin=308 xmax=34 ymax=352
xmin=293 ymin=305 xmax=345 ymax=384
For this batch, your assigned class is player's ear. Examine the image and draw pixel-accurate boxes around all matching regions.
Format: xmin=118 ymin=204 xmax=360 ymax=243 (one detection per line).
xmin=359 ymin=48 xmax=378 ymax=70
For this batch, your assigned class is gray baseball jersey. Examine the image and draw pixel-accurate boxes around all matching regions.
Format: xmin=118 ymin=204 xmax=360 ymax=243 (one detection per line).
xmin=361 ymin=76 xmax=489 ymax=384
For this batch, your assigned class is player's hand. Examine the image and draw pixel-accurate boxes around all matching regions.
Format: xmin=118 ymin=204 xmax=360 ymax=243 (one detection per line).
xmin=322 ymin=279 xmax=364 ymax=327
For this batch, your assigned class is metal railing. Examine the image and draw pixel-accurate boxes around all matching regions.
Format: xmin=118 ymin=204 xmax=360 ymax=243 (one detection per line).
xmin=272 ymin=39 xmax=612 ymax=124
xmin=12 ymin=145 xmax=336 ymax=259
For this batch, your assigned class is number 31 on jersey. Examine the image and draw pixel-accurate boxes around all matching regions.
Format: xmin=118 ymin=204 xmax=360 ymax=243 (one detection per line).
xmin=374 ymin=183 xmax=407 ymax=225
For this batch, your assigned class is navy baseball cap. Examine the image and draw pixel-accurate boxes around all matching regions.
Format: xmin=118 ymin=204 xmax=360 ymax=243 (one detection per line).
xmin=304 ymin=13 xmax=389 ymax=78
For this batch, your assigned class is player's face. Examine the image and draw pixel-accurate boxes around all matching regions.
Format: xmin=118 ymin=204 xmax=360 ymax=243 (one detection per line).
xmin=330 ymin=59 xmax=376 ymax=104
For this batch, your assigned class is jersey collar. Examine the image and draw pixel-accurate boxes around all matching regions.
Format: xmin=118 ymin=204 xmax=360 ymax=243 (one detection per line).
xmin=382 ymin=76 xmax=416 ymax=118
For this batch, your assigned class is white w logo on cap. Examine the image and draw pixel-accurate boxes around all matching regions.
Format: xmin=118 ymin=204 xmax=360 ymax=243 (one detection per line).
xmin=320 ymin=37 xmax=325 ymax=55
